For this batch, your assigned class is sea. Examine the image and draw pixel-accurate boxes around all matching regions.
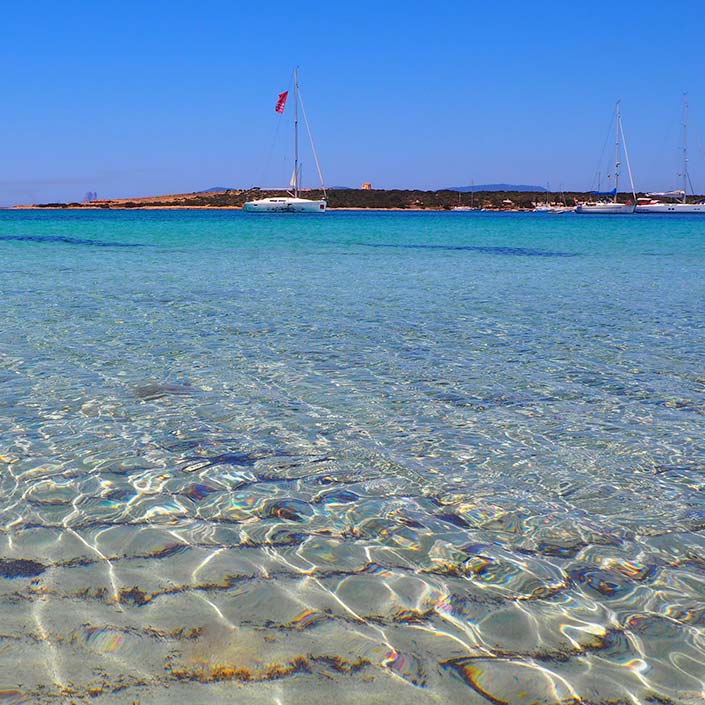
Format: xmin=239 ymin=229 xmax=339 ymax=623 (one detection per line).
xmin=1 ymin=209 xmax=704 ymax=704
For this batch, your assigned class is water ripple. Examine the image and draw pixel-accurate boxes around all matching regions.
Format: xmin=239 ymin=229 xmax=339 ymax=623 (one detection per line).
xmin=1 ymin=211 xmax=704 ymax=703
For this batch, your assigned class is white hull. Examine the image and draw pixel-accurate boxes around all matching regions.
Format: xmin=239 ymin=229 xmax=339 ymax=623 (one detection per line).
xmin=635 ymin=202 xmax=705 ymax=214
xmin=243 ymin=197 xmax=327 ymax=213
xmin=533 ymin=205 xmax=574 ymax=213
xmin=575 ymin=202 xmax=635 ymax=214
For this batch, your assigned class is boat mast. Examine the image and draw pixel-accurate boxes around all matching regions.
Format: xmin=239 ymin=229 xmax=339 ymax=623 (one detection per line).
xmin=682 ymin=92 xmax=688 ymax=204
xmin=619 ymin=107 xmax=637 ymax=202
xmin=614 ymin=100 xmax=621 ymax=203
xmin=294 ymin=66 xmax=299 ymax=198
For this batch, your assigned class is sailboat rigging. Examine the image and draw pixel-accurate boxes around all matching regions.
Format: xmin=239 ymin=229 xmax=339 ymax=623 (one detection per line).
xmin=635 ymin=93 xmax=705 ymax=214
xmin=244 ymin=68 xmax=327 ymax=213
xmin=452 ymin=179 xmax=479 ymax=211
xmin=576 ymin=100 xmax=636 ymax=214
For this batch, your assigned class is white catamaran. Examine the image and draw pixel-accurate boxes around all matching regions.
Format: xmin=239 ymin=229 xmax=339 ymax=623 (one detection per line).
xmin=243 ymin=68 xmax=327 ymax=213
xmin=576 ymin=100 xmax=636 ymax=214
xmin=635 ymin=94 xmax=705 ymax=214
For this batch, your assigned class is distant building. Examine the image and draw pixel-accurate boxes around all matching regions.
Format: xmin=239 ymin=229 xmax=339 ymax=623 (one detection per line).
xmin=361 ymin=182 xmax=372 ymax=190
xmin=84 ymin=191 xmax=97 ymax=202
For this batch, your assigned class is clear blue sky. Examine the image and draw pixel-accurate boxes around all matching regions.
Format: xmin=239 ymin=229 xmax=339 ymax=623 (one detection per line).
xmin=1 ymin=0 xmax=704 ymax=204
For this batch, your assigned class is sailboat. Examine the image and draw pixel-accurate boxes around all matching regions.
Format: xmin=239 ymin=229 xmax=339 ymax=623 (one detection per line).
xmin=576 ymin=101 xmax=636 ymax=214
xmin=243 ymin=68 xmax=327 ymax=213
xmin=452 ymin=179 xmax=480 ymax=211
xmin=533 ymin=185 xmax=554 ymax=213
xmin=635 ymin=94 xmax=705 ymax=214
xmin=533 ymin=183 xmax=573 ymax=213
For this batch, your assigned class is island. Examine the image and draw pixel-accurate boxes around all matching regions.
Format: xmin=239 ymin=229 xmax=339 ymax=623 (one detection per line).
xmin=18 ymin=188 xmax=656 ymax=211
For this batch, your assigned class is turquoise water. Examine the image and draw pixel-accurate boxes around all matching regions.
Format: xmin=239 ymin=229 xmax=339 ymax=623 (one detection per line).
xmin=1 ymin=210 xmax=704 ymax=704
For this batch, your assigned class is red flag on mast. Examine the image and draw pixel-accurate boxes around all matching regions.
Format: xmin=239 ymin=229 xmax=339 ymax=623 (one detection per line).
xmin=275 ymin=91 xmax=288 ymax=114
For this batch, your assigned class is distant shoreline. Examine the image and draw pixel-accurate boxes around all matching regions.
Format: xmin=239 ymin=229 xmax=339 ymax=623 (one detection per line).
xmin=10 ymin=205 xmax=531 ymax=213
xmin=6 ymin=187 xmax=586 ymax=212
xmin=14 ymin=187 xmax=698 ymax=212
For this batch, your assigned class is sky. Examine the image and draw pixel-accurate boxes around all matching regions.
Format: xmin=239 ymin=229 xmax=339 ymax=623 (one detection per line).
xmin=1 ymin=0 xmax=705 ymax=204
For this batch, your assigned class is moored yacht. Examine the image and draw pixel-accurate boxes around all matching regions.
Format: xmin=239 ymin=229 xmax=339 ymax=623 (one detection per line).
xmin=576 ymin=199 xmax=635 ymax=214
xmin=243 ymin=195 xmax=327 ymax=213
xmin=533 ymin=203 xmax=575 ymax=213
xmin=533 ymin=186 xmax=575 ymax=213
xmin=635 ymin=193 xmax=705 ymax=214
xmin=244 ymin=68 xmax=327 ymax=214
xmin=635 ymin=94 xmax=705 ymax=214
xmin=452 ymin=180 xmax=480 ymax=211
xmin=576 ymin=101 xmax=636 ymax=214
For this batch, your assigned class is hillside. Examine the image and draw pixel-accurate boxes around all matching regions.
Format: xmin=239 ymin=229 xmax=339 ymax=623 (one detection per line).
xmin=28 ymin=188 xmax=628 ymax=210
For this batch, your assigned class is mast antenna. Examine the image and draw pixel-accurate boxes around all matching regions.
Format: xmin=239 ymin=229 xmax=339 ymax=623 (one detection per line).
xmin=293 ymin=66 xmax=299 ymax=198
xmin=683 ymin=92 xmax=688 ymax=203
xmin=614 ymin=100 xmax=621 ymax=202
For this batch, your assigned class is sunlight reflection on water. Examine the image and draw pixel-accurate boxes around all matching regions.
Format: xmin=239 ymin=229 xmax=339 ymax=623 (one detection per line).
xmin=0 ymin=210 xmax=704 ymax=703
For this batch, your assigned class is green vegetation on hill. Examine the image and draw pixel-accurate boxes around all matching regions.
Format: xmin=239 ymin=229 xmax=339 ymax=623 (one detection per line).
xmin=34 ymin=188 xmax=698 ymax=210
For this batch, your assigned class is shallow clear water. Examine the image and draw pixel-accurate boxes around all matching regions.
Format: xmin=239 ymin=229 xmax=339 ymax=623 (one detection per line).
xmin=1 ymin=210 xmax=704 ymax=704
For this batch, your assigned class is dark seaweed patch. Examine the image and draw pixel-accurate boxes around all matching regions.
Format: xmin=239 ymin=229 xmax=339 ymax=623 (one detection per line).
xmin=118 ymin=586 xmax=152 ymax=606
xmin=0 ymin=558 xmax=47 ymax=578
xmin=207 ymin=451 xmax=260 ymax=466
xmin=133 ymin=383 xmax=196 ymax=401
xmin=350 ymin=242 xmax=577 ymax=257
xmin=0 ymin=234 xmax=144 ymax=247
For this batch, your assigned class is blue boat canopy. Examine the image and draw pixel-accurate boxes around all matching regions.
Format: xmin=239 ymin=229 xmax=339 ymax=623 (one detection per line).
xmin=591 ymin=188 xmax=617 ymax=196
